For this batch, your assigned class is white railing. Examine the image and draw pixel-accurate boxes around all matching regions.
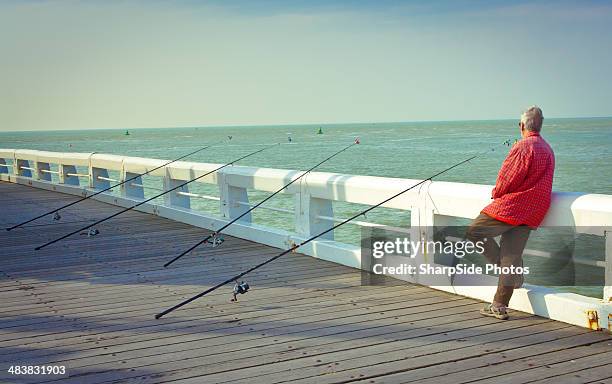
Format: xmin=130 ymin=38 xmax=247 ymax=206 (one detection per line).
xmin=1 ymin=148 xmax=610 ymax=331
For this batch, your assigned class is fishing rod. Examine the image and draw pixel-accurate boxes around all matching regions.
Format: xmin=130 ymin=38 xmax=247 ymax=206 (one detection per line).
xmin=6 ymin=140 xmax=227 ymax=231
xmin=155 ymin=139 xmax=513 ymax=319
xmin=34 ymin=143 xmax=279 ymax=251
xmin=163 ymin=138 xmax=361 ymax=268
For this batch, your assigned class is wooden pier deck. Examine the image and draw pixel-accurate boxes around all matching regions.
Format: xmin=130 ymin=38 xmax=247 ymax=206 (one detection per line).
xmin=1 ymin=181 xmax=610 ymax=384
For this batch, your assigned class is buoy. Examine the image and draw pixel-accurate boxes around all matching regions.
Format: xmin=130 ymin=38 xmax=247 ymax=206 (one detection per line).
xmin=125 ymin=130 xmax=130 ymax=136
xmin=317 ymin=127 xmax=323 ymax=135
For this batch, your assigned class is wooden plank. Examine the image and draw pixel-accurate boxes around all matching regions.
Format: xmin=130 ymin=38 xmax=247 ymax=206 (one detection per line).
xmin=22 ymin=296 xmax=472 ymax=369
xmin=182 ymin=323 xmax=590 ymax=384
xmin=520 ymin=352 xmax=612 ymax=384
xmin=58 ymin=308 xmax=539 ymax=384
xmin=0 ymin=281 xmax=422 ymax=349
xmin=343 ymin=336 xmax=612 ymax=384
xmin=0 ymin=285 xmax=432 ymax=362
xmin=0 ymin=268 xmax=361 ymax=332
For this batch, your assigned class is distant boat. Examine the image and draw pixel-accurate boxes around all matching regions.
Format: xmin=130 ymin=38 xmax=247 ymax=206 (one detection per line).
xmin=317 ymin=127 xmax=323 ymax=135
xmin=125 ymin=130 xmax=130 ymax=136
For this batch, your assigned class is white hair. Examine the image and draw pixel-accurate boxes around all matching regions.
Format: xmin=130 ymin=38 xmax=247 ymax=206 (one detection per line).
xmin=520 ymin=105 xmax=544 ymax=132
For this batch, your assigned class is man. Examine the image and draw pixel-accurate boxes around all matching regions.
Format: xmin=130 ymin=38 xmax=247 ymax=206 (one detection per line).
xmin=467 ymin=106 xmax=555 ymax=320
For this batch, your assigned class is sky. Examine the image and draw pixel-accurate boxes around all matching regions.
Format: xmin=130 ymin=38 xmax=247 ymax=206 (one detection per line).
xmin=1 ymin=0 xmax=611 ymax=131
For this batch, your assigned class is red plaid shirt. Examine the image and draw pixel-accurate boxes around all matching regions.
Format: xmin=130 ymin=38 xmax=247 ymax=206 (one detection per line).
xmin=482 ymin=131 xmax=555 ymax=228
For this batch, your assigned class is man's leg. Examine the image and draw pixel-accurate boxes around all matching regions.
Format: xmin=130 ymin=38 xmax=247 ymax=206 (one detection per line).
xmin=493 ymin=225 xmax=532 ymax=307
xmin=466 ymin=213 xmax=513 ymax=266
xmin=466 ymin=213 xmax=520 ymax=320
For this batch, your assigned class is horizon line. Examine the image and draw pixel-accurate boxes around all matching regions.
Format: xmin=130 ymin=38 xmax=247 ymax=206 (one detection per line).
xmin=1 ymin=115 xmax=611 ymax=133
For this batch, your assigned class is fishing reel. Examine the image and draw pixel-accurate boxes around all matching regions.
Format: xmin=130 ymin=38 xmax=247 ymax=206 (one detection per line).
xmin=80 ymin=227 xmax=100 ymax=237
xmin=231 ymin=280 xmax=250 ymax=302
xmin=206 ymin=233 xmax=225 ymax=248
xmin=286 ymin=239 xmax=298 ymax=253
xmin=52 ymin=211 xmax=61 ymax=221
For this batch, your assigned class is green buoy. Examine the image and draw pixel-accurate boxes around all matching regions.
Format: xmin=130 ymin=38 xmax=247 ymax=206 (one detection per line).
xmin=317 ymin=127 xmax=323 ymax=134
xmin=125 ymin=130 xmax=130 ymax=136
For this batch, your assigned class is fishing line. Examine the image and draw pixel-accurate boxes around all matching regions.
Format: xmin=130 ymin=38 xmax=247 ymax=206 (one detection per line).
xmin=163 ymin=138 xmax=360 ymax=268
xmin=6 ymin=140 xmax=227 ymax=231
xmin=34 ymin=143 xmax=280 ymax=251
xmin=155 ymin=139 xmax=513 ymax=319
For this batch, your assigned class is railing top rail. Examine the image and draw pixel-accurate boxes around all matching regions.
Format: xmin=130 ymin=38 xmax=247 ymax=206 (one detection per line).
xmin=8 ymin=149 xmax=94 ymax=165
xmin=0 ymin=149 xmax=15 ymax=158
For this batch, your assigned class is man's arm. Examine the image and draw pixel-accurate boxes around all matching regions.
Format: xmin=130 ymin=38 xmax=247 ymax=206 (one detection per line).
xmin=491 ymin=145 xmax=530 ymax=199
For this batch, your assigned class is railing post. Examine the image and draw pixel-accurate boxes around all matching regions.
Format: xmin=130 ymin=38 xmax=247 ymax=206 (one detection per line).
xmin=163 ymin=172 xmax=190 ymax=209
xmin=121 ymin=172 xmax=144 ymax=199
xmin=605 ymin=231 xmax=611 ymax=302
xmin=295 ymin=182 xmax=333 ymax=240
xmin=60 ymin=164 xmax=79 ymax=185
xmin=36 ymin=162 xmax=52 ymax=181
xmin=12 ymin=153 xmax=18 ymax=176
xmin=218 ymin=171 xmax=251 ymax=222
xmin=91 ymin=168 xmax=111 ymax=190
xmin=0 ymin=158 xmax=8 ymax=174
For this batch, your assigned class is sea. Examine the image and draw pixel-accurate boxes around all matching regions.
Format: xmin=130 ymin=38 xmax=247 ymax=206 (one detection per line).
xmin=1 ymin=118 xmax=610 ymax=297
